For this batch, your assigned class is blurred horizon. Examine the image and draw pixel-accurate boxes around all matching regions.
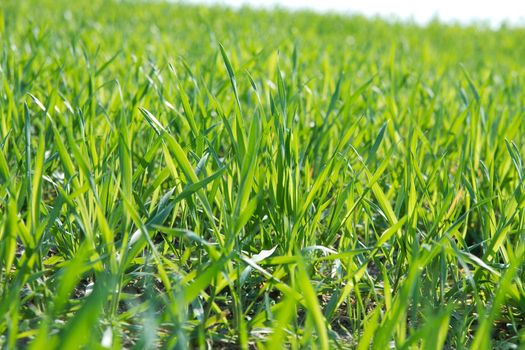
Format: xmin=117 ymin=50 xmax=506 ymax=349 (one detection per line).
xmin=183 ymin=0 xmax=525 ymax=28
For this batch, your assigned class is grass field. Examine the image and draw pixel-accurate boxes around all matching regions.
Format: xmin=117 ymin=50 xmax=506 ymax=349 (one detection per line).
xmin=1 ymin=0 xmax=525 ymax=348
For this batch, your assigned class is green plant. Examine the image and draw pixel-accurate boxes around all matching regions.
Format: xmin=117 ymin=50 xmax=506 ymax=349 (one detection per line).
xmin=0 ymin=1 xmax=524 ymax=348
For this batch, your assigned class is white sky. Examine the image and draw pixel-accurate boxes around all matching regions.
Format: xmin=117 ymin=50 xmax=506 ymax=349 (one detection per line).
xmin=185 ymin=0 xmax=525 ymax=27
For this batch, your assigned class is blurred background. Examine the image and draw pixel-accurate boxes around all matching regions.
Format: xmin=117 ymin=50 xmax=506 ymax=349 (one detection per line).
xmin=185 ymin=0 xmax=525 ymax=28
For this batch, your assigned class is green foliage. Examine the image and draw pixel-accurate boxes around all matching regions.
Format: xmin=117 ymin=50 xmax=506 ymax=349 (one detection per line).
xmin=0 ymin=0 xmax=525 ymax=348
